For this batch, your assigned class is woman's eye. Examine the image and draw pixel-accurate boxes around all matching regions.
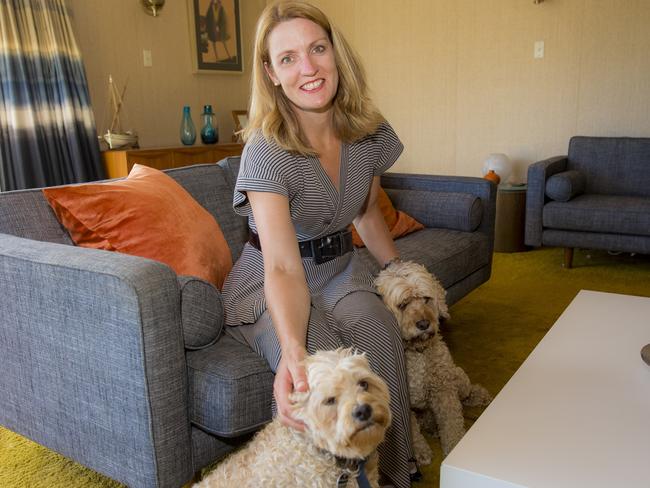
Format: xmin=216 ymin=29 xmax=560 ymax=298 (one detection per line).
xmin=313 ymin=44 xmax=325 ymax=54
xmin=359 ymin=380 xmax=368 ymax=391
xmin=324 ymin=397 xmax=336 ymax=405
xmin=281 ymin=55 xmax=293 ymax=64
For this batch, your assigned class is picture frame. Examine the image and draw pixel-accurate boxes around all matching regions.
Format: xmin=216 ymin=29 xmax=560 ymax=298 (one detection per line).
xmin=187 ymin=0 xmax=243 ymax=73
xmin=231 ymin=110 xmax=248 ymax=142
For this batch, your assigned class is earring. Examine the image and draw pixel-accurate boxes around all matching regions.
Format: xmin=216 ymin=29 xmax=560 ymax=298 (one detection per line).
xmin=274 ymin=82 xmax=280 ymax=86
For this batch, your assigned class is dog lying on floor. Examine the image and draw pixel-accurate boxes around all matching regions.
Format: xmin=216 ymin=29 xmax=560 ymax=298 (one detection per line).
xmin=375 ymin=260 xmax=492 ymax=461
xmin=194 ymin=348 xmax=391 ymax=488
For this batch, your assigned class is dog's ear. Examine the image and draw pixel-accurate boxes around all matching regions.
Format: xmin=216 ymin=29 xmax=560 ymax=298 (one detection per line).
xmin=374 ymin=270 xmax=389 ymax=296
xmin=441 ymin=303 xmax=450 ymax=320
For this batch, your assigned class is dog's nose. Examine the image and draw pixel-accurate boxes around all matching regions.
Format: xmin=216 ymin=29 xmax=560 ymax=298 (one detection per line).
xmin=416 ymin=319 xmax=430 ymax=331
xmin=352 ymin=403 xmax=372 ymax=422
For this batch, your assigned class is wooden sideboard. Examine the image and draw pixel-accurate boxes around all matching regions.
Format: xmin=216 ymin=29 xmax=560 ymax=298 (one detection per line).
xmin=102 ymin=143 xmax=244 ymax=179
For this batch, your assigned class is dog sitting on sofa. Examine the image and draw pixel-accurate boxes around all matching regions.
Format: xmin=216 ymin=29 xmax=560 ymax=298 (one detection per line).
xmin=375 ymin=260 xmax=492 ymax=461
xmin=194 ymin=348 xmax=391 ymax=487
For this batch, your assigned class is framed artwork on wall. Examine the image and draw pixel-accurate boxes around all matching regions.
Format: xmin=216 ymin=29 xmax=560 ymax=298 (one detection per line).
xmin=187 ymin=0 xmax=243 ymax=73
xmin=231 ymin=110 xmax=248 ymax=141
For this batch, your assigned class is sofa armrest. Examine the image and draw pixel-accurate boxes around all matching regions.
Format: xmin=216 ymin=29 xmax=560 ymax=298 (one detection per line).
xmin=0 ymin=234 xmax=192 ymax=488
xmin=525 ymin=156 xmax=568 ymax=246
xmin=381 ymin=172 xmax=497 ymax=245
xmin=178 ymin=274 xmax=224 ymax=350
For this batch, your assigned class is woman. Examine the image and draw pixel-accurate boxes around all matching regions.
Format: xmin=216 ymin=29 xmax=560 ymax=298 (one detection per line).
xmin=222 ymin=2 xmax=415 ymax=486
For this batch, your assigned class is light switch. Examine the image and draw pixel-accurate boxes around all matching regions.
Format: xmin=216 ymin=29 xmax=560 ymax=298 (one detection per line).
xmin=143 ymin=49 xmax=152 ymax=67
xmin=534 ymin=41 xmax=544 ymax=59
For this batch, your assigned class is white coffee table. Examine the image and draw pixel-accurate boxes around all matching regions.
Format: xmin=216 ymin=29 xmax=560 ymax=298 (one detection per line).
xmin=441 ymin=290 xmax=650 ymax=488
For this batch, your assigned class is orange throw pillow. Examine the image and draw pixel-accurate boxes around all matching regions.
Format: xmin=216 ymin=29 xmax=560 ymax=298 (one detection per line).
xmin=351 ymin=187 xmax=424 ymax=247
xmin=43 ymin=164 xmax=232 ymax=289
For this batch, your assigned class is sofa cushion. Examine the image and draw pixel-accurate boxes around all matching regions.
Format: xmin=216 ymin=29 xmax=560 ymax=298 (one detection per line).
xmin=350 ymin=187 xmax=424 ymax=247
xmin=43 ymin=164 xmax=233 ymax=289
xmin=385 ymin=189 xmax=483 ymax=232
xmin=567 ymin=136 xmax=650 ymax=197
xmin=167 ymin=159 xmax=249 ymax=263
xmin=187 ymin=334 xmax=273 ymax=436
xmin=178 ymin=275 xmax=224 ymax=350
xmin=358 ymin=227 xmax=490 ymax=290
xmin=543 ymin=194 xmax=650 ymax=237
xmin=545 ymin=170 xmax=586 ymax=202
xmin=0 ymin=190 xmax=74 ymax=245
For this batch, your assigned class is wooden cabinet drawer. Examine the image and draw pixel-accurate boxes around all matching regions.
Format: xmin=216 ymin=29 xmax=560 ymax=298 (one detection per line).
xmin=102 ymin=143 xmax=244 ymax=179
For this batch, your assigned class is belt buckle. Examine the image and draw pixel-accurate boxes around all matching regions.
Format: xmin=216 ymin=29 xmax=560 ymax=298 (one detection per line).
xmin=312 ymin=232 xmax=341 ymax=264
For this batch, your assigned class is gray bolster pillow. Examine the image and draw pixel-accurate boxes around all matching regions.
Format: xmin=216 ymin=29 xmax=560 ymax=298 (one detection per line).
xmin=178 ymin=275 xmax=224 ymax=350
xmin=545 ymin=170 xmax=586 ymax=202
xmin=385 ymin=189 xmax=483 ymax=232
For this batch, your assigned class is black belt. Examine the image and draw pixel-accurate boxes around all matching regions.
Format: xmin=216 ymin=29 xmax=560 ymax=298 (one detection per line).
xmin=248 ymin=229 xmax=353 ymax=264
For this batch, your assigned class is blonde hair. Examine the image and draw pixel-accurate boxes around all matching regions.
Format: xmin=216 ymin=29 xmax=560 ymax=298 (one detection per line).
xmin=244 ymin=1 xmax=384 ymax=155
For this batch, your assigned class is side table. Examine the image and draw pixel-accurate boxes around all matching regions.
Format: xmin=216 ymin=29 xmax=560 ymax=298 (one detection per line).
xmin=494 ymin=184 xmax=528 ymax=253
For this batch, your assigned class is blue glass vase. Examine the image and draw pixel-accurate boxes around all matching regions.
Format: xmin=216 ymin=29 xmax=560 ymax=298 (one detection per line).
xmin=200 ymin=105 xmax=218 ymax=144
xmin=180 ymin=106 xmax=196 ymax=145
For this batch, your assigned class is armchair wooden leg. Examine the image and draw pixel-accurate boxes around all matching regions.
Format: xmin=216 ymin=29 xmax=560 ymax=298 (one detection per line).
xmin=563 ymin=247 xmax=574 ymax=268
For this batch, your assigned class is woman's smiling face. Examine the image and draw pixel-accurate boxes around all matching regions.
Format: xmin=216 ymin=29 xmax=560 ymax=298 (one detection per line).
xmin=265 ymin=18 xmax=339 ymax=116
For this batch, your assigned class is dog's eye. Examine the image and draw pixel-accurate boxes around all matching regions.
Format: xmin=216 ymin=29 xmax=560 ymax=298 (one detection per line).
xmin=424 ymin=297 xmax=432 ymax=304
xmin=358 ymin=380 xmax=369 ymax=391
xmin=324 ymin=396 xmax=336 ymax=406
xmin=398 ymin=301 xmax=408 ymax=311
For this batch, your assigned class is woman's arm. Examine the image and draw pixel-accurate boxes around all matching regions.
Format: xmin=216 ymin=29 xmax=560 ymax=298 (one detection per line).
xmin=248 ymin=190 xmax=310 ymax=430
xmin=353 ymin=176 xmax=399 ymax=267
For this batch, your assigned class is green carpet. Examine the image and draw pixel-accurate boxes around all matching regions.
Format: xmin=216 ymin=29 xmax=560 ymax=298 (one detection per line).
xmin=2 ymin=247 xmax=649 ymax=487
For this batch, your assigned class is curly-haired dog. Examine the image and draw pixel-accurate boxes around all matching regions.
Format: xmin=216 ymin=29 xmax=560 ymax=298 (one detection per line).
xmin=375 ymin=260 xmax=491 ymax=461
xmin=194 ymin=348 xmax=392 ymax=488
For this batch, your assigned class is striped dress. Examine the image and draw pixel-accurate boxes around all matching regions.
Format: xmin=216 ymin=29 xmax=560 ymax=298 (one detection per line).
xmin=222 ymin=122 xmax=415 ymax=487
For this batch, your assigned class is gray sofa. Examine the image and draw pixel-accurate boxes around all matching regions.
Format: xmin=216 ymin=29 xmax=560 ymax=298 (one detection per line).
xmin=525 ymin=136 xmax=650 ymax=267
xmin=0 ymin=157 xmax=495 ymax=488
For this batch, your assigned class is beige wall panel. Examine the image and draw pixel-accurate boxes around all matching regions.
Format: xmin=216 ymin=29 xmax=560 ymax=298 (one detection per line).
xmin=359 ymin=0 xmax=459 ymax=176
xmin=316 ymin=0 xmax=650 ymax=179
xmin=69 ymin=0 xmax=265 ymax=149
xmin=71 ymin=0 xmax=650 ymax=176
xmin=311 ymin=0 xmax=459 ymax=175
xmin=576 ymin=1 xmax=650 ymax=137
xmin=455 ymin=0 xmax=585 ymax=182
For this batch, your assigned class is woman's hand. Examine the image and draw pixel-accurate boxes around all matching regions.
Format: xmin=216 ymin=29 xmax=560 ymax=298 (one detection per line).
xmin=274 ymin=346 xmax=309 ymax=431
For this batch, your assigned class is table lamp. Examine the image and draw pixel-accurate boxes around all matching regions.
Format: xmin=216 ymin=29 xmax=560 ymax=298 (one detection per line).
xmin=482 ymin=153 xmax=513 ymax=185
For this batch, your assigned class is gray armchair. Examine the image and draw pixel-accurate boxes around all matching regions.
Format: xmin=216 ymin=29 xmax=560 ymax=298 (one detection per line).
xmin=525 ymin=136 xmax=650 ymax=267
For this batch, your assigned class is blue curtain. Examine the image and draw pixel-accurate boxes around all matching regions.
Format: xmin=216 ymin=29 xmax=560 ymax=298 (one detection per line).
xmin=0 ymin=0 xmax=104 ymax=191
